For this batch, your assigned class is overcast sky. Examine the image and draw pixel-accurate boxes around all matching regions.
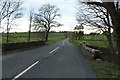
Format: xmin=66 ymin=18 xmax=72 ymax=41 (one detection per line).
xmin=1 ymin=0 xmax=100 ymax=34
xmin=3 ymin=0 xmax=78 ymax=32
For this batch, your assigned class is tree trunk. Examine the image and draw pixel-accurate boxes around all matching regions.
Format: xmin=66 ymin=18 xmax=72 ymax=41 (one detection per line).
xmin=105 ymin=32 xmax=114 ymax=62
xmin=105 ymin=3 xmax=120 ymax=65
xmin=6 ymin=16 xmax=10 ymax=43
xmin=28 ymin=11 xmax=33 ymax=42
xmin=28 ymin=30 xmax=31 ymax=42
xmin=45 ymin=27 xmax=50 ymax=42
xmin=28 ymin=23 xmax=31 ymax=42
xmin=114 ymin=21 xmax=120 ymax=65
xmin=106 ymin=11 xmax=115 ymax=62
xmin=6 ymin=29 xmax=9 ymax=43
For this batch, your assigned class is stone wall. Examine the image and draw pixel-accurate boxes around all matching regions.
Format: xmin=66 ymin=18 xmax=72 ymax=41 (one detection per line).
xmin=2 ymin=41 xmax=46 ymax=53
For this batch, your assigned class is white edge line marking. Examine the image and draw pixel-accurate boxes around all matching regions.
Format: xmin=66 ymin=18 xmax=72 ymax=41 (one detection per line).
xmin=50 ymin=47 xmax=59 ymax=54
xmin=12 ymin=61 xmax=39 ymax=80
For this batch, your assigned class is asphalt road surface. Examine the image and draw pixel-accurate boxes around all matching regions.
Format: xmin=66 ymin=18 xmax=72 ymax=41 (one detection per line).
xmin=2 ymin=38 xmax=96 ymax=79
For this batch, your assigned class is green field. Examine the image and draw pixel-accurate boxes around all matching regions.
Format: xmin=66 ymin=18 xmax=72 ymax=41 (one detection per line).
xmin=47 ymin=33 xmax=67 ymax=44
xmin=76 ymin=34 xmax=110 ymax=48
xmin=83 ymin=34 xmax=107 ymax=40
xmin=76 ymin=40 xmax=109 ymax=48
xmin=1 ymin=32 xmax=67 ymax=44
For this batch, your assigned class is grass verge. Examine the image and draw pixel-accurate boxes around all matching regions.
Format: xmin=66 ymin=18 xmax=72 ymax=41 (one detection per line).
xmin=90 ymin=61 xmax=120 ymax=78
xmin=69 ymin=40 xmax=120 ymax=78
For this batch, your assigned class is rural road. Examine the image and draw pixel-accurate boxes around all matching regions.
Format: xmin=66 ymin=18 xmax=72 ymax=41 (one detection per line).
xmin=2 ymin=38 xmax=96 ymax=79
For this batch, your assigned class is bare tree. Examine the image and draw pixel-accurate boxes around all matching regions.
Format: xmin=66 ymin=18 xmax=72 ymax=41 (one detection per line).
xmin=0 ymin=1 xmax=23 ymax=28
xmin=76 ymin=2 xmax=119 ymax=62
xmin=34 ymin=4 xmax=62 ymax=41
xmin=83 ymin=1 xmax=120 ymax=65
xmin=78 ymin=4 xmax=114 ymax=44
xmin=28 ymin=8 xmax=34 ymax=42
xmin=0 ymin=2 xmax=6 ymax=28
xmin=0 ymin=1 xmax=23 ymax=43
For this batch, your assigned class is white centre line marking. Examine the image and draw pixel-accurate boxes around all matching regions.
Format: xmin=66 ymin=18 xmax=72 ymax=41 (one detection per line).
xmin=62 ymin=43 xmax=64 ymax=46
xmin=12 ymin=61 xmax=39 ymax=80
xmin=62 ymin=40 xmax=65 ymax=46
xmin=50 ymin=47 xmax=59 ymax=54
